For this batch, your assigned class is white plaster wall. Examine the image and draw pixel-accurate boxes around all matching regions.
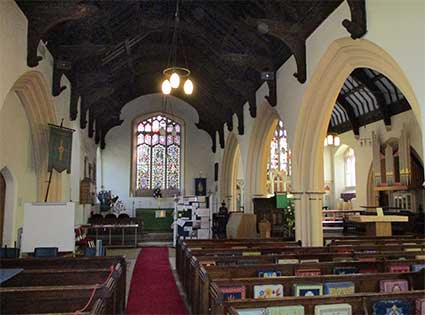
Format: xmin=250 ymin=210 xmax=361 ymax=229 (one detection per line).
xmin=101 ymin=94 xmax=213 ymax=215
xmin=0 ymin=92 xmax=37 ymax=244
xmin=0 ymin=1 xmax=96 ymax=244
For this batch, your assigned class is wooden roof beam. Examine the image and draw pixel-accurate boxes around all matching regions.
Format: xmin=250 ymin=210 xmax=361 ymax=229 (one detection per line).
xmin=337 ymin=94 xmax=360 ymax=138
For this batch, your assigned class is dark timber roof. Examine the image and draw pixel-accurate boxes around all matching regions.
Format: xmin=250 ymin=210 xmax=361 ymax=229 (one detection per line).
xmin=15 ymin=0 xmax=367 ymax=151
xmin=329 ymin=68 xmax=411 ymax=136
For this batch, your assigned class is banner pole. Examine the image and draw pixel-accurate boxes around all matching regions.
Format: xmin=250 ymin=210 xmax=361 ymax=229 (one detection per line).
xmin=45 ymin=119 xmax=64 ymax=202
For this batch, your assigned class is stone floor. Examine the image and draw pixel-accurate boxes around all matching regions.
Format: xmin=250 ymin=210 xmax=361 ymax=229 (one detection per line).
xmin=106 ymin=243 xmax=189 ymax=312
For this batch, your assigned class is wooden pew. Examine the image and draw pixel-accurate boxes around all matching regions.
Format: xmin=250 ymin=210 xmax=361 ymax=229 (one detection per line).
xmin=195 ymin=258 xmax=425 ymax=314
xmin=0 ymin=257 xmax=126 ymax=314
xmin=209 ymin=269 xmax=425 ymax=315
xmin=177 ymin=238 xmax=303 ymax=278
xmin=226 ymin=290 xmax=425 ymax=315
xmin=185 ymin=248 xmax=425 ymax=304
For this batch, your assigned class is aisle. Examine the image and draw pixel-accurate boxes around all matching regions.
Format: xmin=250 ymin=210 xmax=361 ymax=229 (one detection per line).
xmin=126 ymin=247 xmax=188 ymax=315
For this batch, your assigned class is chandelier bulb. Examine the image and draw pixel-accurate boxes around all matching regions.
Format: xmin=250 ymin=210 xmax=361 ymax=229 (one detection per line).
xmin=162 ymin=79 xmax=171 ymax=95
xmin=184 ymin=78 xmax=194 ymax=95
xmin=170 ymin=72 xmax=180 ymax=88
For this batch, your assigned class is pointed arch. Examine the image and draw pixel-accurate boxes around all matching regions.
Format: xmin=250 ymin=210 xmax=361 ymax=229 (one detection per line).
xmin=10 ymin=71 xmax=61 ymax=201
xmin=245 ymin=101 xmax=280 ymax=211
xmin=292 ymin=37 xmax=422 ymax=245
xmin=219 ymin=132 xmax=241 ymax=211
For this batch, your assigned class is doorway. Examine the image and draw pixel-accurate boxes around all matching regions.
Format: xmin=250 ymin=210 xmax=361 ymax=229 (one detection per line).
xmin=0 ymin=173 xmax=5 ymax=245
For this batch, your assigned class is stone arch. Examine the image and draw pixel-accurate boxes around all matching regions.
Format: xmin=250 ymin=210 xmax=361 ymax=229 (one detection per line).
xmin=292 ymin=37 xmax=422 ymax=245
xmin=9 ymin=71 xmax=61 ymax=201
xmin=220 ymin=132 xmax=241 ymax=211
xmin=245 ymin=101 xmax=280 ymax=211
xmin=0 ymin=167 xmax=16 ymax=246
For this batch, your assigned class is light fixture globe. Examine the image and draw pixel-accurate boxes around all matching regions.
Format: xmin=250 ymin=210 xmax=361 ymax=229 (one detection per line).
xmin=334 ymin=136 xmax=341 ymax=146
xmin=170 ymin=72 xmax=180 ymax=88
xmin=326 ymin=134 xmax=334 ymax=146
xmin=162 ymin=79 xmax=171 ymax=95
xmin=184 ymin=79 xmax=193 ymax=95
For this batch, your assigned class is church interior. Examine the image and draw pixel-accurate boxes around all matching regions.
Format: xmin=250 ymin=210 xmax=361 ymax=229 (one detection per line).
xmin=0 ymin=0 xmax=424 ymax=314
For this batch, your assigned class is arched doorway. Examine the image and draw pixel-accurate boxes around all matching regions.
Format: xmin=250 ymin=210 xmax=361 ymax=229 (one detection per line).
xmin=293 ymin=37 xmax=422 ymax=246
xmin=0 ymin=173 xmax=5 ymax=245
xmin=220 ymin=132 xmax=242 ymax=211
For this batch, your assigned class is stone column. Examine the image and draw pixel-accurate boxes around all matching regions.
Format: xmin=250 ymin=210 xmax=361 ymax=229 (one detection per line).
xmin=306 ymin=191 xmax=325 ymax=246
xmin=292 ymin=191 xmax=306 ymax=245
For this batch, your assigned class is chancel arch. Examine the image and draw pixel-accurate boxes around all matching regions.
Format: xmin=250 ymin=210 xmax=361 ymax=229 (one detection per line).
xmin=293 ymin=37 xmax=422 ymax=246
xmin=245 ymin=102 xmax=280 ymax=211
xmin=220 ymin=132 xmax=242 ymax=211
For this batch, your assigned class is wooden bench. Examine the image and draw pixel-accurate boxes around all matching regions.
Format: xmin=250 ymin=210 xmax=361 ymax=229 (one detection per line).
xmin=186 ymin=249 xmax=425 ymax=309
xmin=209 ymin=269 xmax=425 ymax=314
xmin=195 ymin=258 xmax=425 ymax=314
xmin=226 ymin=290 xmax=425 ymax=315
xmin=0 ymin=256 xmax=126 ymax=314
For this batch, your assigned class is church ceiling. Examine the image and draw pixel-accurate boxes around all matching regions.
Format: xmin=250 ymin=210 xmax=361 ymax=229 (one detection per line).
xmin=329 ymin=68 xmax=411 ymax=136
xmin=16 ymin=0 xmax=366 ymax=151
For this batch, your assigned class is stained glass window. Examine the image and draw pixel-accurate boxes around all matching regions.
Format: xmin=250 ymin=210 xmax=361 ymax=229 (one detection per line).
xmin=267 ymin=120 xmax=291 ymax=193
xmin=135 ymin=114 xmax=182 ymax=193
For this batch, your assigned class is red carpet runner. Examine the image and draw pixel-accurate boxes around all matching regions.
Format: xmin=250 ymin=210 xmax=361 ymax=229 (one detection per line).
xmin=126 ymin=247 xmax=188 ymax=315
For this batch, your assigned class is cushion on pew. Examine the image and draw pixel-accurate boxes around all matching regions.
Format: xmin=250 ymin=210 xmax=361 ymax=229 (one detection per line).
xmin=332 ymin=257 xmax=354 ymax=262
xmin=412 ymin=264 xmax=425 ymax=272
xmin=266 ymin=306 xmax=304 ymax=315
xmin=254 ymin=284 xmax=284 ymax=299
xmin=323 ymin=282 xmax=355 ymax=296
xmin=34 ymin=247 xmax=58 ymax=257
xmin=359 ymin=268 xmax=378 ymax=274
xmin=372 ymin=299 xmax=411 ymax=315
xmin=314 ymin=303 xmax=352 ymax=315
xmin=237 ymin=308 xmax=266 ymax=315
xmin=379 ymin=279 xmax=409 ymax=293
xmin=242 ymin=251 xmax=262 ymax=256
xmin=222 ymin=286 xmax=246 ymax=301
xmin=258 ymin=270 xmax=282 ymax=278
xmin=416 ymin=298 xmax=425 ymax=315
xmin=333 ymin=267 xmax=358 ymax=274
xmin=295 ymin=268 xmax=321 ymax=277
xmin=293 ymin=284 xmax=323 ymax=296
xmin=389 ymin=264 xmax=410 ymax=273
xmin=277 ymin=259 xmax=299 ymax=264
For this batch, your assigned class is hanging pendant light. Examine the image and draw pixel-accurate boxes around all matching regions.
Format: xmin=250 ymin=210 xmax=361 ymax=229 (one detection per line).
xmin=170 ymin=72 xmax=180 ymax=88
xmin=184 ymin=79 xmax=193 ymax=95
xmin=162 ymin=79 xmax=171 ymax=95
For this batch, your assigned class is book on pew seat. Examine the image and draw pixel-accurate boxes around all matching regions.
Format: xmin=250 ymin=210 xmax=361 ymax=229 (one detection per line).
xmin=333 ymin=267 xmax=358 ymax=274
xmin=323 ymin=282 xmax=355 ymax=296
xmin=295 ymin=268 xmax=321 ymax=277
xmin=405 ymin=248 xmax=422 ymax=252
xmin=293 ymin=284 xmax=322 ymax=296
xmin=412 ymin=264 xmax=425 ymax=272
xmin=300 ymin=259 xmax=319 ymax=263
xmin=416 ymin=255 xmax=425 ymax=259
xmin=379 ymin=279 xmax=409 ymax=292
xmin=266 ymin=305 xmax=304 ymax=315
xmin=335 ymin=247 xmax=353 ymax=254
xmin=236 ymin=308 xmax=266 ymax=315
xmin=389 ymin=264 xmax=410 ymax=273
xmin=278 ymin=259 xmax=299 ymax=264
xmin=372 ymin=299 xmax=411 ymax=315
xmin=416 ymin=298 xmax=425 ymax=315
xmin=314 ymin=303 xmax=352 ymax=315
xmin=254 ymin=284 xmax=284 ymax=299
xmin=258 ymin=270 xmax=282 ymax=278
xmin=242 ymin=251 xmax=262 ymax=256
xmin=222 ymin=286 xmax=246 ymax=301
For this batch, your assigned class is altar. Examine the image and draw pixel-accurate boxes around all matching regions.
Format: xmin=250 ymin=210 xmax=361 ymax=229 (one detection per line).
xmin=347 ymin=214 xmax=408 ymax=237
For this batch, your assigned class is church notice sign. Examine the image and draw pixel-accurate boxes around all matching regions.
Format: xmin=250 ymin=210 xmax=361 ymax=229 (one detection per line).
xmin=48 ymin=124 xmax=74 ymax=173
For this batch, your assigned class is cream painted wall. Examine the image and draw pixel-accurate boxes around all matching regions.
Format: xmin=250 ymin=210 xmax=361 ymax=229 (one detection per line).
xmin=101 ymin=94 xmax=214 ymax=215
xmin=0 ymin=92 xmax=37 ymax=244
xmin=323 ymin=110 xmax=423 ymax=210
xmin=0 ymin=1 xmax=96 ymax=245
